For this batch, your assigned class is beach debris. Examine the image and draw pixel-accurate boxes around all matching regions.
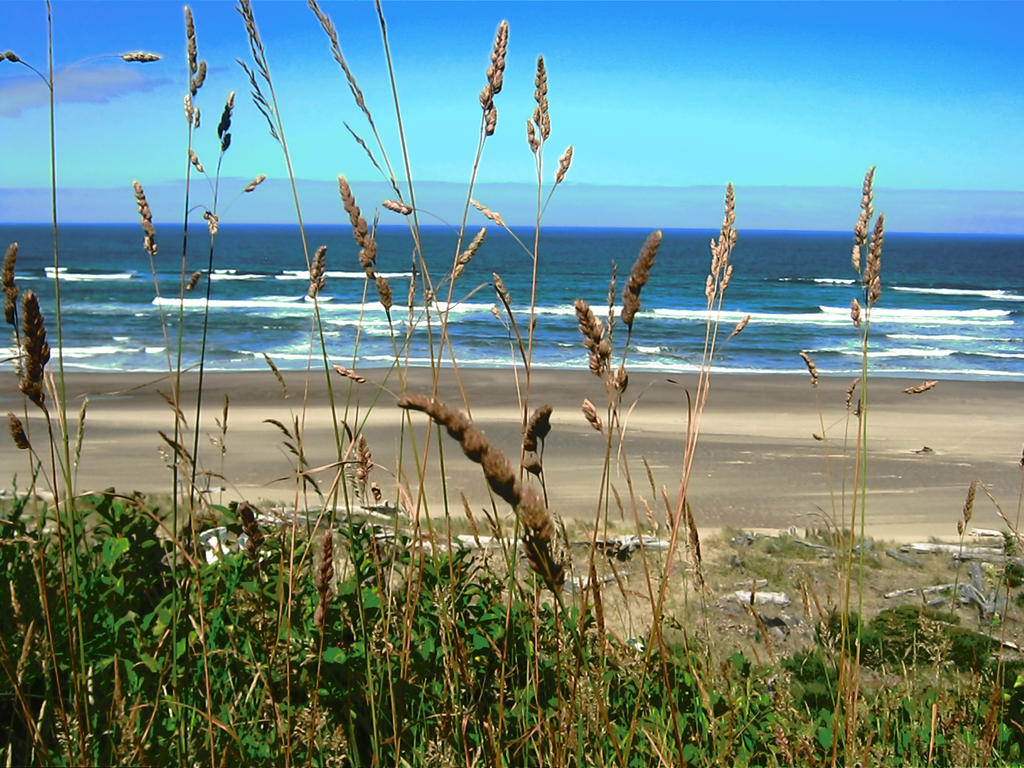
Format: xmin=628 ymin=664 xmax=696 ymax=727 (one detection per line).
xmin=913 ymin=446 xmax=934 ymax=454
xmin=885 ymin=548 xmax=923 ymax=568
xmin=726 ymin=590 xmax=791 ymax=607
xmin=197 ymin=526 xmax=231 ymax=565
xmin=900 ymin=542 xmax=1004 ymax=557
xmin=970 ymin=528 xmax=1004 ymax=541
xmin=595 ymin=534 xmax=671 ymax=561
xmin=884 ymin=583 xmax=956 ymax=600
xmin=903 ymin=380 xmax=938 ymax=395
xmin=791 ymin=538 xmax=831 ymax=555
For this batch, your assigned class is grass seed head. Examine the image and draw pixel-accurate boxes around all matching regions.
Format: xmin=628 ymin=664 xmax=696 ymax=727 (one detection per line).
xmin=121 ymin=51 xmax=161 ymax=63
xmin=523 ymin=404 xmax=553 ymax=453
xmin=19 ymin=290 xmax=49 ymax=408
xmin=555 ymin=145 xmax=574 ymax=184
xmin=132 ymin=181 xmax=157 ymax=256
xmin=799 ymin=351 xmax=819 ymax=388
xmin=621 ymin=230 xmax=662 ymax=329
xmin=243 ymin=174 xmax=266 ymax=193
xmin=308 ymin=245 xmax=327 ymax=298
xmin=8 ymin=412 xmax=29 ymax=450
xmin=3 ymin=242 xmax=18 ymax=326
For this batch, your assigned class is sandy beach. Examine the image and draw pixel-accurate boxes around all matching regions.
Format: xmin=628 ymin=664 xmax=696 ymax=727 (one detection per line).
xmin=2 ymin=368 xmax=1021 ymax=542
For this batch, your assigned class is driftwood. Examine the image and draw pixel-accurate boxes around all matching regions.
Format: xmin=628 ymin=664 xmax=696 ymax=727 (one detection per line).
xmin=886 ymin=549 xmax=923 ymax=568
xmin=726 ymin=590 xmax=791 ymax=607
xmin=900 ymin=542 xmax=1004 ymax=557
xmin=970 ymin=528 xmax=1005 ymax=540
xmin=884 ymin=583 xmax=956 ymax=600
xmin=595 ymin=535 xmax=671 ymax=561
xmin=791 ymin=539 xmax=831 ymax=555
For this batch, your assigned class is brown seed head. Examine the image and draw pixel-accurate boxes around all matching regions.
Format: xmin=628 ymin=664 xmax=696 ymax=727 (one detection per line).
xmin=493 ymin=273 xmax=511 ymax=305
xmin=3 ymin=242 xmax=18 ymax=326
xmin=962 ymin=479 xmax=977 ymax=526
xmin=523 ymin=404 xmax=553 ymax=453
xmin=243 ymin=174 xmax=266 ymax=193
xmin=356 ymin=434 xmax=372 ymax=488
xmin=217 ymin=91 xmax=235 ymax=152
xmin=375 ymin=275 xmax=392 ymax=311
xmin=120 ymin=51 xmax=161 ymax=63
xmin=850 ymin=297 xmax=862 ymax=327
xmin=8 ymin=412 xmax=29 ymax=450
xmin=382 ymin=199 xmax=413 ymax=215
xmin=555 ymin=145 xmax=573 ymax=184
xmin=4 ymin=51 xmax=21 ymax=63
xmin=708 ymin=184 xmax=737 ymax=302
xmin=854 ymin=166 xmax=875 ymax=248
xmin=454 ymin=228 xmax=486 ymax=280
xmin=185 ymin=270 xmax=202 ymax=291
xmin=185 ymin=7 xmax=198 ymax=76
xmin=190 ymin=59 xmax=207 ymax=96
xmin=582 ymin=398 xmax=602 ymax=432
xmin=19 ymin=290 xmax=49 ymax=407
xmin=308 ymin=245 xmax=327 ymax=298
xmin=845 ymin=377 xmax=860 ymax=410
xmin=486 ymin=21 xmax=508 ymax=96
xmin=313 ymin=529 xmax=334 ymax=630
xmin=237 ymin=502 xmax=264 ymax=559
xmin=621 ymin=230 xmax=662 ymax=329
xmin=471 ymin=199 xmax=505 ymax=228
xmin=614 ymin=365 xmax=629 ymax=393
xmin=338 ymin=175 xmax=369 ymax=246
xmin=574 ymin=299 xmax=608 ymax=377
xmin=729 ymin=313 xmax=750 ymax=339
xmin=864 ymin=213 xmax=885 ymax=305
xmin=132 ymin=181 xmax=157 ymax=256
xmin=203 ymin=210 xmax=219 ymax=236
xmin=533 ymin=56 xmax=550 ymax=140
xmin=188 ymin=148 xmax=204 ymax=174
xmin=799 ymin=351 xmax=819 ymax=388
xmin=332 ymin=364 xmax=367 ymax=384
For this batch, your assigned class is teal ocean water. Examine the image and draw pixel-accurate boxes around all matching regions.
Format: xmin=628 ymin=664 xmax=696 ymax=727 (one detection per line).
xmin=2 ymin=224 xmax=1023 ymax=380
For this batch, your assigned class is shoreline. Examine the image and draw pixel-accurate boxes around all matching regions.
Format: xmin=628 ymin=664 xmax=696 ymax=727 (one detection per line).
xmin=3 ymin=369 xmax=1021 ymax=542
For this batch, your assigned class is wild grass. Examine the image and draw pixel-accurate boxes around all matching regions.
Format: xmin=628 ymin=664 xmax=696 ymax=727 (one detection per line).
xmin=2 ymin=2 xmax=1024 ymax=766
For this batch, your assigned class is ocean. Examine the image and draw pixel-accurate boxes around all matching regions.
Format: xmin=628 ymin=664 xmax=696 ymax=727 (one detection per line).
xmin=2 ymin=223 xmax=1023 ymax=380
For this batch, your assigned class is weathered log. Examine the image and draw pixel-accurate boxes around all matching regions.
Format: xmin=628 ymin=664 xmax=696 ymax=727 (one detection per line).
xmin=727 ymin=590 xmax=791 ymax=607
xmin=900 ymin=542 xmax=1004 ymax=557
xmin=884 ymin=583 xmax=955 ymax=599
xmin=886 ymin=549 xmax=923 ymax=568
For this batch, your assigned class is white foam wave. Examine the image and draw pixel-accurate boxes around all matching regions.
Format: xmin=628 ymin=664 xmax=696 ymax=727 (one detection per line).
xmin=892 ymin=286 xmax=1024 ymax=301
xmin=276 ymin=269 xmax=412 ymax=280
xmin=44 ymin=268 xmax=134 ymax=281
xmin=886 ymin=333 xmax=1011 ymax=342
xmin=819 ymin=305 xmax=1012 ymax=323
xmin=211 ymin=270 xmax=265 ymax=280
xmin=58 ymin=345 xmax=126 ymax=358
xmin=840 ymin=347 xmax=955 ymax=358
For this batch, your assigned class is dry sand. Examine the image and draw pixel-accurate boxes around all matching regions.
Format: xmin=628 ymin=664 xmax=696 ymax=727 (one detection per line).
xmin=2 ymin=368 xmax=1021 ymax=542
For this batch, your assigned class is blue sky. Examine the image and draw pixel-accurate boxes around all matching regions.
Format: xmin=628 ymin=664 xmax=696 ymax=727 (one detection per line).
xmin=1 ymin=0 xmax=1023 ymax=232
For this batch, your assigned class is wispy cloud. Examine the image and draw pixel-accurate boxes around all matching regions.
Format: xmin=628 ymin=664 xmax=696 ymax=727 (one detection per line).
xmin=0 ymin=67 xmax=172 ymax=117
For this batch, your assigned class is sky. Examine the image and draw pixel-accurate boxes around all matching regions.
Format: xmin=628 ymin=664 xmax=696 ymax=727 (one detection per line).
xmin=1 ymin=0 xmax=1022 ymax=233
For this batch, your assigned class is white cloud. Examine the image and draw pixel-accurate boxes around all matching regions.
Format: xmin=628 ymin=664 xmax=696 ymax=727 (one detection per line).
xmin=0 ymin=66 xmax=171 ymax=117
